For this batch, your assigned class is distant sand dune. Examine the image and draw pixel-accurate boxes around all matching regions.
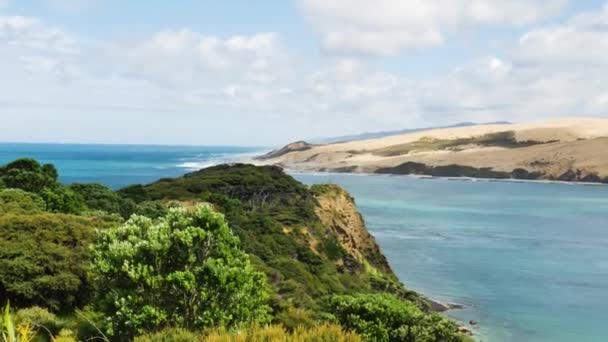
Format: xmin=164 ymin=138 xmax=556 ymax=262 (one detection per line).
xmin=257 ymin=117 xmax=608 ymax=182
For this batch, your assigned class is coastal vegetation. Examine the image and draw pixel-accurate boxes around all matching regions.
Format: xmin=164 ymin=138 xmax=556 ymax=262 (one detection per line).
xmin=371 ymin=131 xmax=550 ymax=157
xmin=0 ymin=158 xmax=471 ymax=341
xmin=376 ymin=161 xmax=544 ymax=180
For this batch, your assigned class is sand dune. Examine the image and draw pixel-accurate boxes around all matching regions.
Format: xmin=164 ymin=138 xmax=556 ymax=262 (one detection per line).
xmin=257 ymin=117 xmax=608 ymax=182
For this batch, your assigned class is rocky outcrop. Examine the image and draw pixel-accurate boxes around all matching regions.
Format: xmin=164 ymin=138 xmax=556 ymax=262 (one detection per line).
xmin=312 ymin=184 xmax=393 ymax=274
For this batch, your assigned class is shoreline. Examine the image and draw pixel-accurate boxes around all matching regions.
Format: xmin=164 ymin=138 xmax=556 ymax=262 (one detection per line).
xmin=282 ymin=168 xmax=608 ymax=187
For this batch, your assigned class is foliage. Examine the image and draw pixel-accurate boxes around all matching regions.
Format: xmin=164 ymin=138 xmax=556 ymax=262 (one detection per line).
xmin=118 ymin=165 xmax=408 ymax=320
xmin=39 ymin=186 xmax=86 ymax=214
xmin=0 ymin=159 xmax=87 ymax=214
xmin=1 ymin=302 xmax=38 ymax=342
xmin=0 ymin=189 xmax=46 ymax=214
xmin=377 ymin=161 xmax=546 ymax=180
xmin=133 ymin=200 xmax=168 ymax=219
xmin=91 ymin=206 xmax=271 ymax=339
xmin=202 ymin=323 xmax=361 ymax=342
xmin=69 ymin=183 xmax=135 ymax=218
xmin=13 ymin=306 xmax=59 ymax=335
xmin=0 ymin=213 xmax=116 ymax=311
xmin=0 ymin=159 xmax=57 ymax=194
xmin=326 ymin=294 xmax=467 ymax=342
xmin=134 ymin=328 xmax=200 ymax=342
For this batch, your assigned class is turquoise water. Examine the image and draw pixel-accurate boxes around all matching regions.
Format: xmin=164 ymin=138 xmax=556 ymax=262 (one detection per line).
xmin=1 ymin=143 xmax=607 ymax=341
xmin=0 ymin=143 xmax=263 ymax=189
xmin=293 ymin=173 xmax=608 ymax=342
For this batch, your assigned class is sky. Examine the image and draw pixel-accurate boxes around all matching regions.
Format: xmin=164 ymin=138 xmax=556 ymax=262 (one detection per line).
xmin=1 ymin=0 xmax=608 ymax=146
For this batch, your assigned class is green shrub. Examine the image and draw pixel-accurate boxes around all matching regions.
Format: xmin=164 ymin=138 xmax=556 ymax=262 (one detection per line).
xmin=0 ymin=189 xmax=46 ymax=214
xmin=91 ymin=206 xmax=271 ymax=339
xmin=0 ymin=213 xmax=114 ymax=311
xmin=134 ymin=328 xmax=201 ymax=342
xmin=69 ymin=183 xmax=135 ymax=218
xmin=40 ymin=186 xmax=86 ymax=214
xmin=203 ymin=323 xmax=361 ymax=342
xmin=326 ymin=293 xmax=466 ymax=342
xmin=0 ymin=159 xmax=57 ymax=193
xmin=14 ymin=306 xmax=59 ymax=334
xmin=134 ymin=200 xmax=168 ymax=218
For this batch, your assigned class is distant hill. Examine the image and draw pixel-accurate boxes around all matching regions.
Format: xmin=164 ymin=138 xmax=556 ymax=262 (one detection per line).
xmin=256 ymin=117 xmax=608 ymax=183
xmin=310 ymin=121 xmax=512 ymax=144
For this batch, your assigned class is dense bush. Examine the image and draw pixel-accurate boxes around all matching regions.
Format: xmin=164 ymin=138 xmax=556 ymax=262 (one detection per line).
xmin=134 ymin=328 xmax=200 ymax=342
xmin=0 ymin=189 xmax=46 ymax=214
xmin=40 ymin=186 xmax=86 ymax=214
xmin=0 ymin=158 xmax=58 ymax=193
xmin=91 ymin=206 xmax=271 ymax=339
xmin=118 ymin=165 xmax=405 ymax=319
xmin=69 ymin=183 xmax=135 ymax=218
xmin=203 ymin=323 xmax=362 ymax=342
xmin=14 ymin=306 xmax=60 ymax=335
xmin=327 ymin=293 xmax=467 ymax=342
xmin=0 ymin=212 xmax=117 ymax=311
xmin=0 ymin=158 xmax=87 ymax=214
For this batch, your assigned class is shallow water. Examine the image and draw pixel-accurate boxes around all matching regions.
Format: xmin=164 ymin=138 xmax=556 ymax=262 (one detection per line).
xmin=294 ymin=173 xmax=608 ymax=342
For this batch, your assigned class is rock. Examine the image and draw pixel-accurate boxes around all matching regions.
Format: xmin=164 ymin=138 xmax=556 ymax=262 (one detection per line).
xmin=427 ymin=299 xmax=465 ymax=312
xmin=469 ymin=320 xmax=478 ymax=326
xmin=458 ymin=326 xmax=473 ymax=336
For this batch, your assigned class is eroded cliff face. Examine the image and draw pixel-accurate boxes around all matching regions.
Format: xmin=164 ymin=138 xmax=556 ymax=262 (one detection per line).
xmin=312 ymin=184 xmax=393 ymax=275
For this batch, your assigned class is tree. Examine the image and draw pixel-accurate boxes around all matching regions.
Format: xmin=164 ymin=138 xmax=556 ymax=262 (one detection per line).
xmin=0 ymin=212 xmax=116 ymax=312
xmin=0 ymin=159 xmax=57 ymax=193
xmin=69 ymin=183 xmax=135 ymax=218
xmin=40 ymin=186 xmax=86 ymax=214
xmin=326 ymin=293 xmax=466 ymax=342
xmin=91 ymin=206 xmax=271 ymax=339
xmin=0 ymin=159 xmax=87 ymax=215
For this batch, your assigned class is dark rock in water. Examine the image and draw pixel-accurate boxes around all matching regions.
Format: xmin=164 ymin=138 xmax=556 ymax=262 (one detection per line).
xmin=469 ymin=320 xmax=478 ymax=326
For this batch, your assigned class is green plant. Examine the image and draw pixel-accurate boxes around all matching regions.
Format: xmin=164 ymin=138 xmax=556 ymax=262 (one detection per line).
xmin=69 ymin=183 xmax=135 ymax=218
xmin=14 ymin=307 xmax=59 ymax=335
xmin=1 ymin=302 xmax=38 ymax=342
xmin=0 ymin=213 xmax=116 ymax=311
xmin=203 ymin=323 xmax=361 ymax=342
xmin=91 ymin=206 xmax=271 ymax=339
xmin=326 ymin=294 xmax=466 ymax=342
xmin=134 ymin=328 xmax=200 ymax=342
xmin=0 ymin=189 xmax=46 ymax=214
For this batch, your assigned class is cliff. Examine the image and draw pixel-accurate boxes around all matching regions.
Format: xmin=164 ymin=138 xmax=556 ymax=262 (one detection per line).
xmin=312 ymin=184 xmax=392 ymax=275
xmin=119 ymin=164 xmax=421 ymax=314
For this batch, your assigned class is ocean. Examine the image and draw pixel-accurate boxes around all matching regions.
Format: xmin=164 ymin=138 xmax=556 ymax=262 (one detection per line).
xmin=1 ymin=143 xmax=607 ymax=342
xmin=0 ymin=143 xmax=264 ymax=189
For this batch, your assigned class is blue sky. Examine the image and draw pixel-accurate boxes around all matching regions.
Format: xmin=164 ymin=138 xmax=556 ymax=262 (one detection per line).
xmin=1 ymin=0 xmax=608 ymax=145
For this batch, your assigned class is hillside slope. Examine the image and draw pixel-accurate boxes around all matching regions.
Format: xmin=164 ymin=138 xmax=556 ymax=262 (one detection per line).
xmin=118 ymin=164 xmax=423 ymax=315
xmin=258 ymin=117 xmax=608 ymax=182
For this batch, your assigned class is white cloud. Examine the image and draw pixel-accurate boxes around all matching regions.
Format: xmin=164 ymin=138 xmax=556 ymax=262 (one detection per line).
xmin=516 ymin=4 xmax=608 ymax=65
xmin=298 ymin=0 xmax=568 ymax=55
xmin=2 ymin=2 xmax=608 ymax=145
xmin=0 ymin=15 xmax=78 ymax=54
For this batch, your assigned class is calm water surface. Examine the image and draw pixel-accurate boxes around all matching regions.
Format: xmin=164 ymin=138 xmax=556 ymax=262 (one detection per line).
xmin=1 ymin=143 xmax=606 ymax=341
xmin=294 ymin=173 xmax=608 ymax=342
